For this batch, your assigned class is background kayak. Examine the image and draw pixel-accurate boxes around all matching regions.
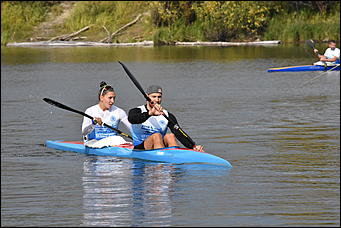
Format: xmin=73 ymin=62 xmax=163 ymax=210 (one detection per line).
xmin=45 ymin=140 xmax=232 ymax=167
xmin=267 ymin=64 xmax=340 ymax=72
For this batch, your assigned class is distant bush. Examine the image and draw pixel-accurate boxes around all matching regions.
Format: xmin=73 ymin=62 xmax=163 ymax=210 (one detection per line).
xmin=150 ymin=1 xmax=283 ymax=41
xmin=264 ymin=7 xmax=340 ymax=42
xmin=1 ymin=1 xmax=56 ymax=45
xmin=149 ymin=1 xmax=340 ymax=42
xmin=1 ymin=1 xmax=340 ymax=45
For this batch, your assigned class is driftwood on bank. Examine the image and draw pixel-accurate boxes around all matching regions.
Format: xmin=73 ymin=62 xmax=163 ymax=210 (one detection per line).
xmin=175 ymin=40 xmax=281 ymax=46
xmin=30 ymin=36 xmax=87 ymax=41
xmin=48 ymin=25 xmax=91 ymax=42
xmin=29 ymin=13 xmax=145 ymax=43
xmin=99 ymin=13 xmax=144 ymax=43
xmin=6 ymin=40 xmax=154 ymax=47
xmin=7 ymin=40 xmax=282 ymax=47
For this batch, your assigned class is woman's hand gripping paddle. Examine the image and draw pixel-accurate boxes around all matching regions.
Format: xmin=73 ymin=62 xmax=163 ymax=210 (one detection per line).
xmin=43 ymin=98 xmax=132 ymax=140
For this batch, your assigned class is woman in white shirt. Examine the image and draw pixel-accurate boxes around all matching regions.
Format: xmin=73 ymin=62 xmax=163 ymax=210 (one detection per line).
xmin=82 ymin=81 xmax=132 ymax=148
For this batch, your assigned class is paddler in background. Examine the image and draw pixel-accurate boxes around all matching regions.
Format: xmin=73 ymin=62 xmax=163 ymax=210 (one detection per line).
xmin=81 ymin=81 xmax=132 ymax=148
xmin=313 ymin=40 xmax=340 ymax=66
xmin=128 ymin=85 xmax=204 ymax=152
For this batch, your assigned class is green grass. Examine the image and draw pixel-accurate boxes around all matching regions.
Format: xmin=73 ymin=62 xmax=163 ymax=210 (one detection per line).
xmin=264 ymin=9 xmax=340 ymax=42
xmin=1 ymin=1 xmax=55 ymax=45
xmin=153 ymin=20 xmax=206 ymax=45
xmin=1 ymin=1 xmax=340 ymax=45
xmin=59 ymin=1 xmax=151 ymax=42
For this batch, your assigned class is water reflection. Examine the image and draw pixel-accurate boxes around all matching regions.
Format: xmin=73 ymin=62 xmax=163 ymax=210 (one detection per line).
xmin=81 ymin=156 xmax=231 ymax=226
xmin=257 ymin=95 xmax=340 ymax=225
xmin=1 ymin=45 xmax=314 ymax=66
xmin=82 ymin=157 xmax=134 ymax=226
xmin=82 ymin=157 xmax=177 ymax=226
xmin=2 ymin=43 xmax=339 ymax=226
xmin=269 ymin=95 xmax=340 ymax=154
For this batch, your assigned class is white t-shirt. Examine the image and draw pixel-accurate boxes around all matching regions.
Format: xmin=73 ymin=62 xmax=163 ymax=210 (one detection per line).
xmin=324 ymin=48 xmax=340 ymax=62
xmin=82 ymin=104 xmax=131 ymax=142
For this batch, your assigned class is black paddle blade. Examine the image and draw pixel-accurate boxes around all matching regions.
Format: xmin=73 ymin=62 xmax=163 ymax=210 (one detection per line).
xmin=43 ymin=98 xmax=86 ymax=117
xmin=118 ymin=61 xmax=196 ymax=148
xmin=305 ymin=39 xmax=321 ymax=56
xmin=43 ymin=97 xmax=133 ymax=140
xmin=118 ymin=61 xmax=151 ymax=102
xmin=43 ymin=97 xmax=56 ymax=106
xmin=306 ymin=39 xmax=315 ymax=49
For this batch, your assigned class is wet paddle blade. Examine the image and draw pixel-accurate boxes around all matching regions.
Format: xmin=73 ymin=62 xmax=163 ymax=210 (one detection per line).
xmin=306 ymin=39 xmax=315 ymax=49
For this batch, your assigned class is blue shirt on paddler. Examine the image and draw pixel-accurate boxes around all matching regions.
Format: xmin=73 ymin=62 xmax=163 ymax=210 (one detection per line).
xmin=130 ymin=105 xmax=169 ymax=146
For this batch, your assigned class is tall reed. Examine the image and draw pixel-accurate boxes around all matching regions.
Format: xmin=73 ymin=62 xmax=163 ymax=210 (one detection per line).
xmin=1 ymin=2 xmax=53 ymax=45
xmin=61 ymin=1 xmax=149 ymax=41
xmin=264 ymin=9 xmax=340 ymax=42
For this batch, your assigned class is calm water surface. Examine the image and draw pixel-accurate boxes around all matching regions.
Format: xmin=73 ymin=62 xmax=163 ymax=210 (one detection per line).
xmin=1 ymin=44 xmax=340 ymax=227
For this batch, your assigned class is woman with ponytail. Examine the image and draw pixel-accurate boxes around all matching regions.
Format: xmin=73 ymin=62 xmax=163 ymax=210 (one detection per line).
xmin=81 ymin=81 xmax=132 ymax=147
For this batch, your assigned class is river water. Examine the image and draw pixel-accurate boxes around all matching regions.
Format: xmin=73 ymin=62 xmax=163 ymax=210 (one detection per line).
xmin=1 ymin=44 xmax=340 ymax=227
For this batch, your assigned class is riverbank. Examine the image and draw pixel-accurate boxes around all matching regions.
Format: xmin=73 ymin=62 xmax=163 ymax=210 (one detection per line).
xmin=6 ymin=40 xmax=281 ymax=47
xmin=1 ymin=1 xmax=339 ymax=46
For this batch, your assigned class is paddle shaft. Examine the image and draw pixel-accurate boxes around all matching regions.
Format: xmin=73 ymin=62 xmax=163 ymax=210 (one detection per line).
xmin=301 ymin=64 xmax=340 ymax=86
xmin=43 ymin=98 xmax=132 ymax=139
xmin=306 ymin=39 xmax=327 ymax=65
xmin=118 ymin=61 xmax=196 ymax=148
xmin=306 ymin=39 xmax=321 ymax=56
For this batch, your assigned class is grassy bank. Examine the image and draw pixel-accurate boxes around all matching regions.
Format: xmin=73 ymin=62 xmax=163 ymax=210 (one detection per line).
xmin=1 ymin=1 xmax=340 ymax=46
xmin=264 ymin=8 xmax=340 ymax=42
xmin=150 ymin=1 xmax=340 ymax=43
xmin=1 ymin=1 xmax=57 ymax=45
xmin=1 ymin=1 xmax=154 ymax=45
xmin=59 ymin=1 xmax=153 ymax=42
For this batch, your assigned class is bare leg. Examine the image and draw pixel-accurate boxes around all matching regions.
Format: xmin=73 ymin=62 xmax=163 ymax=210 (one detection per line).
xmin=163 ymin=133 xmax=179 ymax=147
xmin=144 ymin=133 xmax=165 ymax=150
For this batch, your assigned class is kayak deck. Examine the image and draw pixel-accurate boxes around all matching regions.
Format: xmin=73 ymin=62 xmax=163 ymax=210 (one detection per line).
xmin=268 ymin=64 xmax=340 ymax=72
xmin=45 ymin=140 xmax=232 ymax=167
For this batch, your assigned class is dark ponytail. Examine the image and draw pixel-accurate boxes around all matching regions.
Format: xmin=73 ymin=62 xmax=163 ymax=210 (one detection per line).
xmin=100 ymin=81 xmax=107 ymax=88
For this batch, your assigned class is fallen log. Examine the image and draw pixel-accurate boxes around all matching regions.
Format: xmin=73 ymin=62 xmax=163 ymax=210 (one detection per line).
xmin=30 ymin=37 xmax=51 ymax=41
xmin=7 ymin=40 xmax=282 ymax=47
xmin=175 ymin=40 xmax=281 ymax=46
xmin=7 ymin=40 xmax=154 ymax=47
xmin=69 ymin=36 xmax=87 ymax=41
xmin=99 ymin=14 xmax=143 ymax=43
xmin=48 ymin=26 xmax=91 ymax=42
xmin=30 ymin=36 xmax=87 ymax=41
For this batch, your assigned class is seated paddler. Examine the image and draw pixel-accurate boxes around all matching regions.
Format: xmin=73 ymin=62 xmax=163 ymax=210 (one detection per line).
xmin=313 ymin=40 xmax=340 ymax=66
xmin=128 ymin=85 xmax=204 ymax=152
xmin=81 ymin=81 xmax=132 ymax=148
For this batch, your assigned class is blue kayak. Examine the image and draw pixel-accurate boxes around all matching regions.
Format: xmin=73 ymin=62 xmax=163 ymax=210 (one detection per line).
xmin=268 ymin=64 xmax=340 ymax=72
xmin=45 ymin=140 xmax=232 ymax=167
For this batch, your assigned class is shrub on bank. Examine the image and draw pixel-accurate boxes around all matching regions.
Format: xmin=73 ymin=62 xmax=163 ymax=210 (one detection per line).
xmin=1 ymin=1 xmax=55 ymax=45
xmin=1 ymin=1 xmax=340 ymax=45
xmin=264 ymin=8 xmax=340 ymax=42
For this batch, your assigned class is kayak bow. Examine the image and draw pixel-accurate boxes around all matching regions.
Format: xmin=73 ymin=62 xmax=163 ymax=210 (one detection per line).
xmin=267 ymin=64 xmax=340 ymax=72
xmin=45 ymin=140 xmax=232 ymax=167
